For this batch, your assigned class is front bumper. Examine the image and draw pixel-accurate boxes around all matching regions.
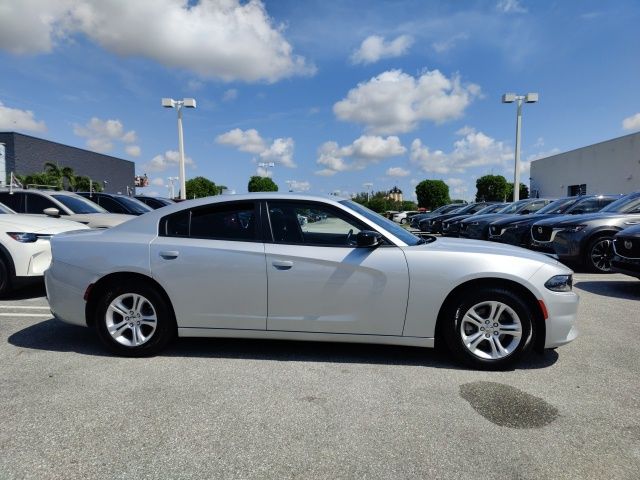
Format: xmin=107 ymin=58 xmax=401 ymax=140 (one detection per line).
xmin=551 ymin=231 xmax=584 ymax=263
xmin=488 ymin=228 xmax=528 ymax=247
xmin=611 ymin=257 xmax=640 ymax=279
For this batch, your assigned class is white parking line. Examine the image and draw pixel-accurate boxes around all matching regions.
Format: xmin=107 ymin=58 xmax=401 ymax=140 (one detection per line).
xmin=0 ymin=313 xmax=51 ymax=317
xmin=0 ymin=305 xmax=50 ymax=310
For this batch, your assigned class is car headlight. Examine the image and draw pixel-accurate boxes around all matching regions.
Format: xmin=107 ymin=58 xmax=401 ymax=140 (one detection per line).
xmin=468 ymin=221 xmax=479 ymax=226
xmin=545 ymin=274 xmax=573 ymax=292
xmin=7 ymin=232 xmax=40 ymax=243
xmin=562 ymin=224 xmax=587 ymax=232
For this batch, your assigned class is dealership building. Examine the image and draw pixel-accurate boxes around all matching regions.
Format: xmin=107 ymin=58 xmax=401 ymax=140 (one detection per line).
xmin=529 ymin=131 xmax=640 ymax=198
xmin=0 ymin=132 xmax=135 ymax=194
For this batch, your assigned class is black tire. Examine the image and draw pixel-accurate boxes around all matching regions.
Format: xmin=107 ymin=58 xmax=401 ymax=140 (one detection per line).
xmin=443 ymin=287 xmax=534 ymax=370
xmin=94 ymin=281 xmax=176 ymax=356
xmin=0 ymin=257 xmax=12 ymax=298
xmin=400 ymin=218 xmax=406 ymax=224
xmin=585 ymin=235 xmax=615 ymax=273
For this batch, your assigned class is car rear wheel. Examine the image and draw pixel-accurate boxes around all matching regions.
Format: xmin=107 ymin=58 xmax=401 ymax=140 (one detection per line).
xmin=443 ymin=288 xmax=533 ymax=370
xmin=586 ymin=236 xmax=614 ymax=273
xmin=94 ymin=282 xmax=175 ymax=356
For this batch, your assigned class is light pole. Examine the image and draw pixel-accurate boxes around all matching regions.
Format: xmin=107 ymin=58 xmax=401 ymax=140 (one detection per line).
xmin=363 ymin=182 xmax=373 ymax=201
xmin=502 ymin=92 xmax=538 ymax=201
xmin=162 ymin=98 xmax=196 ymax=200
xmin=258 ymin=162 xmax=275 ymax=177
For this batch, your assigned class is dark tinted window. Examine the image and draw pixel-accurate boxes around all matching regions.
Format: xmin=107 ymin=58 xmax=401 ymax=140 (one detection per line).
xmin=52 ymin=194 xmax=105 ymax=213
xmin=161 ymin=202 xmax=258 ymax=241
xmin=0 ymin=192 xmax=24 ymax=211
xmin=25 ymin=193 xmax=58 ymax=214
xmin=115 ymin=196 xmax=152 ymax=214
xmin=566 ymin=198 xmax=601 ymax=214
xmin=97 ymin=195 xmax=128 ymax=214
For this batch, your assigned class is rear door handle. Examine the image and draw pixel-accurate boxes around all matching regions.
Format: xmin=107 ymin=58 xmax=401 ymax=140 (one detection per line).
xmin=159 ymin=250 xmax=179 ymax=259
xmin=272 ymin=260 xmax=293 ymax=270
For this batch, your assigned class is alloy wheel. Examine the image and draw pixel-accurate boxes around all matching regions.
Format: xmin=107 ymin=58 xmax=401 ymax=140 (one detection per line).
xmin=590 ymin=238 xmax=614 ymax=272
xmin=460 ymin=301 xmax=522 ymax=360
xmin=105 ymin=293 xmax=158 ymax=347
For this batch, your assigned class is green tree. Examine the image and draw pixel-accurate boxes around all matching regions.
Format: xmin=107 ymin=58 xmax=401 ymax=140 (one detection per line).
xmin=415 ymin=180 xmax=450 ymax=210
xmin=505 ymin=182 xmax=529 ymax=200
xmin=248 ymin=176 xmax=278 ymax=192
xmin=185 ymin=176 xmax=218 ymax=199
xmin=74 ymin=176 xmax=103 ymax=192
xmin=401 ymin=200 xmax=418 ymax=211
xmin=475 ymin=175 xmax=509 ymax=201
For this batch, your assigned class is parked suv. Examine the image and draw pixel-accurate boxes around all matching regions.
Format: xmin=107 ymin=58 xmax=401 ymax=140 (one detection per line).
xmin=488 ymin=195 xmax=620 ymax=248
xmin=77 ymin=192 xmax=152 ymax=215
xmin=0 ymin=189 xmax=134 ymax=228
xmin=612 ymin=224 xmax=640 ymax=279
xmin=442 ymin=203 xmax=506 ymax=237
xmin=410 ymin=204 xmax=464 ymax=228
xmin=134 ymin=195 xmax=175 ymax=209
xmin=419 ymin=202 xmax=498 ymax=233
xmin=459 ymin=198 xmax=552 ymax=240
xmin=530 ymin=191 xmax=640 ymax=272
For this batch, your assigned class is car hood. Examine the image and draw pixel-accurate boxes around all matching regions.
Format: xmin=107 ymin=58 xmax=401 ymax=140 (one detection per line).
xmin=69 ymin=213 xmax=135 ymax=228
xmin=616 ymin=224 xmax=640 ymax=237
xmin=533 ymin=212 xmax=640 ymax=227
xmin=460 ymin=213 xmax=509 ymax=225
xmin=444 ymin=214 xmax=473 ymax=223
xmin=491 ymin=213 xmax=558 ymax=227
xmin=0 ymin=215 xmax=90 ymax=234
xmin=408 ymin=237 xmax=562 ymax=267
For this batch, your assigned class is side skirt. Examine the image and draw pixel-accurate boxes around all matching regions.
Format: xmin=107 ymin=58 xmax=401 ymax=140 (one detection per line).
xmin=177 ymin=328 xmax=434 ymax=348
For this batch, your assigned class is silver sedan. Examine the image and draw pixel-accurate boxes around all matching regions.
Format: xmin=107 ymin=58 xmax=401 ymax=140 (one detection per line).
xmin=45 ymin=194 xmax=578 ymax=369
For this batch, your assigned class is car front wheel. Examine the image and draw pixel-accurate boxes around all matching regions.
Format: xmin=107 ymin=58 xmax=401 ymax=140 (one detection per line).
xmin=94 ymin=282 xmax=175 ymax=356
xmin=586 ymin=236 xmax=614 ymax=273
xmin=443 ymin=287 xmax=533 ymax=370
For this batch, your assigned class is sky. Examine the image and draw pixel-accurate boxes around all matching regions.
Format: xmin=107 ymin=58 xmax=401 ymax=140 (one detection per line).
xmin=0 ymin=0 xmax=639 ymax=201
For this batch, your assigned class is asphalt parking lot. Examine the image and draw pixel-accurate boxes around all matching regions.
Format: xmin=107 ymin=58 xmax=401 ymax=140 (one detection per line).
xmin=1 ymin=274 xmax=639 ymax=480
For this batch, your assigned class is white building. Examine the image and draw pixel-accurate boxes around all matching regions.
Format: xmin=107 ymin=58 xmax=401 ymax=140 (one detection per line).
xmin=529 ymin=132 xmax=640 ymax=198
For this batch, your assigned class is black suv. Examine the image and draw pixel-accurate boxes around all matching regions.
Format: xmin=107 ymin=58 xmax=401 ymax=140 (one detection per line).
xmin=612 ymin=224 xmax=640 ymax=278
xmin=488 ymin=195 xmax=620 ymax=248
xmin=419 ymin=202 xmax=498 ymax=233
xmin=77 ymin=192 xmax=152 ymax=215
xmin=459 ymin=198 xmax=552 ymax=240
xmin=442 ymin=203 xmax=507 ymax=237
xmin=134 ymin=195 xmax=175 ymax=209
xmin=530 ymin=191 xmax=640 ymax=272
xmin=409 ymin=204 xmax=464 ymax=228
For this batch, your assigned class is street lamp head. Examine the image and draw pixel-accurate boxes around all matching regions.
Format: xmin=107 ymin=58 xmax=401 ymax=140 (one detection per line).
xmin=182 ymin=98 xmax=197 ymax=108
xmin=161 ymin=98 xmax=175 ymax=108
xmin=525 ymin=92 xmax=539 ymax=103
xmin=501 ymin=93 xmax=516 ymax=103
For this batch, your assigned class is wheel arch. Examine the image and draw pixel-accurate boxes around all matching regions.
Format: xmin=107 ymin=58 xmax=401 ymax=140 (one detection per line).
xmin=581 ymin=227 xmax=621 ymax=249
xmin=85 ymin=272 xmax=177 ymax=330
xmin=0 ymin=242 xmax=16 ymax=278
xmin=434 ymin=277 xmax=546 ymax=353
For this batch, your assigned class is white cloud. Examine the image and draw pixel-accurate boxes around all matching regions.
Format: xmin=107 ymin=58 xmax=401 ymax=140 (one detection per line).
xmin=217 ymin=128 xmax=295 ymax=168
xmin=432 ymin=33 xmax=469 ymax=53
xmin=0 ymin=0 xmax=315 ymax=83
xmin=350 ymin=34 xmax=413 ymax=65
xmin=125 ymin=145 xmax=141 ymax=157
xmin=497 ymin=0 xmax=527 ymax=14
xmin=151 ymin=177 xmax=165 ymax=187
xmin=410 ymin=127 xmax=512 ymax=174
xmin=622 ymin=113 xmax=640 ymax=131
xmin=316 ymin=135 xmax=406 ymax=176
xmin=334 ymin=69 xmax=481 ymax=134
xmin=256 ymin=166 xmax=273 ymax=178
xmin=216 ymin=128 xmax=266 ymax=154
xmin=287 ymin=180 xmax=311 ymax=192
xmin=386 ymin=167 xmax=410 ymax=177
xmin=0 ymin=102 xmax=47 ymax=132
xmin=446 ymin=177 xmax=469 ymax=198
xmin=74 ymin=117 xmax=137 ymax=153
xmin=142 ymin=150 xmax=195 ymax=173
xmin=223 ymin=89 xmax=238 ymax=101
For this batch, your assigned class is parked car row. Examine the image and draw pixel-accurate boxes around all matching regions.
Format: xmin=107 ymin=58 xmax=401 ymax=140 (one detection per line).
xmin=0 ymin=188 xmax=175 ymax=296
xmin=422 ymin=192 xmax=640 ymax=274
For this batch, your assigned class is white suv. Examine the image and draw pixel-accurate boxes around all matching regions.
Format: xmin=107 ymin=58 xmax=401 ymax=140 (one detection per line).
xmin=0 ymin=202 xmax=89 ymax=296
xmin=0 ymin=189 xmax=134 ymax=228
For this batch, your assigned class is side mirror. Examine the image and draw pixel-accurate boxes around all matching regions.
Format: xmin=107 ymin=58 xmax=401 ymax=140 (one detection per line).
xmin=356 ymin=230 xmax=382 ymax=248
xmin=43 ymin=208 xmax=60 ymax=218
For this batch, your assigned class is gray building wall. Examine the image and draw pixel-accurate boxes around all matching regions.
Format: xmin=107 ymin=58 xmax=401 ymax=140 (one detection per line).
xmin=0 ymin=132 xmax=135 ymax=194
xmin=530 ymin=132 xmax=640 ymax=198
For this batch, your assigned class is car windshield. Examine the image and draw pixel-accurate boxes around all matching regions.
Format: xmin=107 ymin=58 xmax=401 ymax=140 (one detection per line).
xmin=451 ymin=203 xmax=478 ymax=215
xmin=52 ymin=194 xmax=107 ymax=213
xmin=341 ymin=200 xmax=425 ymax=246
xmin=600 ymin=194 xmax=640 ymax=213
xmin=537 ymin=197 xmax=578 ymax=214
xmin=117 ymin=196 xmax=153 ymax=214
xmin=0 ymin=202 xmax=15 ymax=214
xmin=475 ymin=204 xmax=504 ymax=215
xmin=496 ymin=199 xmax=530 ymax=214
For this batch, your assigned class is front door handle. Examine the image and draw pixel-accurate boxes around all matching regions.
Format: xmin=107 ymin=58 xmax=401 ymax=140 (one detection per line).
xmin=159 ymin=250 xmax=179 ymax=259
xmin=272 ymin=260 xmax=293 ymax=270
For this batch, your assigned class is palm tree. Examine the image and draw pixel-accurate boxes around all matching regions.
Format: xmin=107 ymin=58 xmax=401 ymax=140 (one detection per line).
xmin=61 ymin=167 xmax=76 ymax=191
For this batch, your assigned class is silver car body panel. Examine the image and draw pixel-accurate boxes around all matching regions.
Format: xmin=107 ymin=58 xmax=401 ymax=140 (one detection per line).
xmin=46 ymin=194 xmax=578 ymax=350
